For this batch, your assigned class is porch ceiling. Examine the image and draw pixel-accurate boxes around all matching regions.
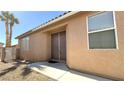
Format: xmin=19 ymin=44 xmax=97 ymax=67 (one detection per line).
xmin=43 ymin=24 xmax=66 ymax=33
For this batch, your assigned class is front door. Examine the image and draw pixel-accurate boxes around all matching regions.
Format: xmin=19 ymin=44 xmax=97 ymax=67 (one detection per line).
xmin=51 ymin=33 xmax=59 ymax=60
xmin=60 ymin=31 xmax=66 ymax=60
xmin=51 ymin=31 xmax=66 ymax=62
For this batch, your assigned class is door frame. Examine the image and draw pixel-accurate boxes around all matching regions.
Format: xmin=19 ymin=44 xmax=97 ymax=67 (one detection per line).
xmin=51 ymin=31 xmax=66 ymax=63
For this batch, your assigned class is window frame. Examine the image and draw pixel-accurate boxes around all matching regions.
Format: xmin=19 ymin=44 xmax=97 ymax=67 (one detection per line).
xmin=86 ymin=11 xmax=119 ymax=50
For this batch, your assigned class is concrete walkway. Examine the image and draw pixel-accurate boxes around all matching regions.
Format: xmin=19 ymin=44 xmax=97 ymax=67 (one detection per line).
xmin=28 ymin=62 xmax=111 ymax=81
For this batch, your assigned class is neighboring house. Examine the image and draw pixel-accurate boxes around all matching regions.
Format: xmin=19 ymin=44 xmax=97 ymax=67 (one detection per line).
xmin=16 ymin=11 xmax=124 ymax=80
xmin=0 ymin=42 xmax=4 ymax=48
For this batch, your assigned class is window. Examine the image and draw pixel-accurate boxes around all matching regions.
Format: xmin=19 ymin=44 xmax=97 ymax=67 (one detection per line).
xmin=22 ymin=37 xmax=29 ymax=51
xmin=87 ymin=11 xmax=117 ymax=49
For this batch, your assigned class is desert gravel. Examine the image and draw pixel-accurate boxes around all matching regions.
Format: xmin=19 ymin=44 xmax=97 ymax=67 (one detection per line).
xmin=0 ymin=61 xmax=53 ymax=81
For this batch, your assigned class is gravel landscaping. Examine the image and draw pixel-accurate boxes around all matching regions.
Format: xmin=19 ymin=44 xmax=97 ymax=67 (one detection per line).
xmin=0 ymin=61 xmax=53 ymax=81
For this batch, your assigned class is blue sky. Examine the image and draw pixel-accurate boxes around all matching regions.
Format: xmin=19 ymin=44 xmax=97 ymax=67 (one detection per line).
xmin=0 ymin=11 xmax=65 ymax=45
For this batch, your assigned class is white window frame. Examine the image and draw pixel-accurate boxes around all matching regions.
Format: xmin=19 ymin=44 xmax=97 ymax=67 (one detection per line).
xmin=86 ymin=11 xmax=119 ymax=50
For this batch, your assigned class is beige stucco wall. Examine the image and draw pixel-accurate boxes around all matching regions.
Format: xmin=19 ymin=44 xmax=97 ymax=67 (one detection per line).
xmin=19 ymin=30 xmax=51 ymax=61
xmin=66 ymin=11 xmax=124 ymax=80
xmin=18 ymin=11 xmax=124 ymax=80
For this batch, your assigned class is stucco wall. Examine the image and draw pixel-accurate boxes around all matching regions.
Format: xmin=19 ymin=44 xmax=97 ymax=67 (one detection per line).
xmin=66 ymin=12 xmax=124 ymax=80
xmin=18 ymin=11 xmax=124 ymax=80
xmin=19 ymin=30 xmax=51 ymax=61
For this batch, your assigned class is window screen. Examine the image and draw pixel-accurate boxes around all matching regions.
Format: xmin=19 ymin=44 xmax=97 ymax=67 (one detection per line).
xmin=22 ymin=37 xmax=29 ymax=51
xmin=88 ymin=12 xmax=117 ymax=49
xmin=89 ymin=29 xmax=116 ymax=49
xmin=88 ymin=11 xmax=114 ymax=32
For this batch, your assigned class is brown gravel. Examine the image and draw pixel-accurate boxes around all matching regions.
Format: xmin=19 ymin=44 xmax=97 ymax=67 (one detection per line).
xmin=0 ymin=61 xmax=53 ymax=81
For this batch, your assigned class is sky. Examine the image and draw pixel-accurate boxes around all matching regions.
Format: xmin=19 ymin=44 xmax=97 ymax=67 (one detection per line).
xmin=0 ymin=11 xmax=65 ymax=45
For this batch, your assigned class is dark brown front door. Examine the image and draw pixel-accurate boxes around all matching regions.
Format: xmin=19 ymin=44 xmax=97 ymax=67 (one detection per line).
xmin=51 ymin=33 xmax=59 ymax=60
xmin=60 ymin=31 xmax=66 ymax=60
xmin=51 ymin=31 xmax=66 ymax=61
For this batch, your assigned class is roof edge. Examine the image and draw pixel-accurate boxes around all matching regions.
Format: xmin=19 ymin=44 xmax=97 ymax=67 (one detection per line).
xmin=15 ymin=11 xmax=80 ymax=39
